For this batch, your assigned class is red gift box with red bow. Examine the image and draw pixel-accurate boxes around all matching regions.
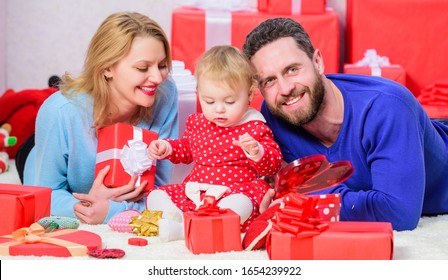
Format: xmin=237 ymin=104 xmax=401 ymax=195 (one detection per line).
xmin=266 ymin=193 xmax=393 ymax=260
xmin=94 ymin=123 xmax=158 ymax=192
xmin=0 ymin=184 xmax=52 ymax=235
xmin=184 ymin=197 xmax=242 ymax=254
xmin=267 ymin=221 xmax=393 ymax=260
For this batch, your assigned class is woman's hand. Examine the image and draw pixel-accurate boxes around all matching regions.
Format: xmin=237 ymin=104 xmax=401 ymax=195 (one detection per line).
xmin=89 ymin=165 xmax=148 ymax=202
xmin=72 ymin=165 xmax=148 ymax=224
xmin=73 ymin=194 xmax=109 ymax=224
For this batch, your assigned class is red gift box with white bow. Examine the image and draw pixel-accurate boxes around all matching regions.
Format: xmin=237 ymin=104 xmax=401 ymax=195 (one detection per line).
xmin=94 ymin=123 xmax=157 ymax=192
xmin=346 ymin=0 xmax=448 ymax=96
xmin=343 ymin=49 xmax=406 ymax=86
xmin=171 ymin=6 xmax=340 ymax=75
xmin=258 ymin=0 xmax=326 ymax=15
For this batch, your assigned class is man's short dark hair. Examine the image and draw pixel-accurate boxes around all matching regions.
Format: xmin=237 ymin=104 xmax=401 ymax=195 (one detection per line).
xmin=243 ymin=18 xmax=315 ymax=60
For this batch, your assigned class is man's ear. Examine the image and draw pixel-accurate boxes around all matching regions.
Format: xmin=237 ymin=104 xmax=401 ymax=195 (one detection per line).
xmin=248 ymin=80 xmax=258 ymax=104
xmin=314 ymin=49 xmax=325 ymax=75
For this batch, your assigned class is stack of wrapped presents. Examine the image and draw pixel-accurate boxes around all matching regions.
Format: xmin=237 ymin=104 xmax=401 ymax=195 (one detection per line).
xmin=345 ymin=0 xmax=448 ymax=118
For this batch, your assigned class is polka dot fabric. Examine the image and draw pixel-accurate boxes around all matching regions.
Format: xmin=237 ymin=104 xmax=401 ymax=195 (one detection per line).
xmin=107 ymin=210 xmax=141 ymax=232
xmin=159 ymin=113 xmax=283 ymax=232
xmin=309 ymin=194 xmax=341 ymax=222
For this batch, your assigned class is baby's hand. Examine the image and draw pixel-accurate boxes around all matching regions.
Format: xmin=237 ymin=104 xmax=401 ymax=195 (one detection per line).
xmin=233 ymin=133 xmax=259 ymax=156
xmin=148 ymin=140 xmax=170 ymax=160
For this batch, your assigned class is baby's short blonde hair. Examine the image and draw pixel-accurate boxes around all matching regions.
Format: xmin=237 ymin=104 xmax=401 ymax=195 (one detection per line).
xmin=195 ymin=45 xmax=257 ymax=93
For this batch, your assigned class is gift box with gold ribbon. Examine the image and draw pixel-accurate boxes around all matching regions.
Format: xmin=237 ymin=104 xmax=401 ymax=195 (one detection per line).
xmin=184 ymin=196 xmax=242 ymax=254
xmin=0 ymin=223 xmax=102 ymax=257
xmin=266 ymin=193 xmax=393 ymax=260
xmin=0 ymin=184 xmax=52 ymax=235
xmin=94 ymin=123 xmax=158 ymax=192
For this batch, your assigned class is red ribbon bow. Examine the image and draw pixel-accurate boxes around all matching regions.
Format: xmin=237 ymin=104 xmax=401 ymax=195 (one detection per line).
xmin=194 ymin=195 xmax=228 ymax=216
xmin=272 ymin=193 xmax=329 ymax=237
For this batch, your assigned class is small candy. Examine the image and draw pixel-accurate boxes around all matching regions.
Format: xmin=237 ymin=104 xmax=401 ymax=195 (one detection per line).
xmin=87 ymin=248 xmax=125 ymax=259
xmin=128 ymin=237 xmax=148 ymax=246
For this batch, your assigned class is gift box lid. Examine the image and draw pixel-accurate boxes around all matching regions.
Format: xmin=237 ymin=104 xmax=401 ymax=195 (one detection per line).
xmin=274 ymin=154 xmax=354 ymax=198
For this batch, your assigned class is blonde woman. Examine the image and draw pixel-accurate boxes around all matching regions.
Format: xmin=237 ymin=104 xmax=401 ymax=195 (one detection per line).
xmin=24 ymin=12 xmax=178 ymax=224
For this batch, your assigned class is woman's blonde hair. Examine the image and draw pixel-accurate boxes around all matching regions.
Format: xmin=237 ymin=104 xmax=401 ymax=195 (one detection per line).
xmin=195 ymin=45 xmax=257 ymax=94
xmin=60 ymin=12 xmax=172 ymax=129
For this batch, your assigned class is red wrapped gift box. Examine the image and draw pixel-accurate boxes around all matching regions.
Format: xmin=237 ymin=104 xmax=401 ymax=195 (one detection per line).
xmin=95 ymin=123 xmax=157 ymax=192
xmin=0 ymin=184 xmax=51 ymax=235
xmin=343 ymin=64 xmax=406 ymax=86
xmin=172 ymin=7 xmax=339 ymax=75
xmin=0 ymin=224 xmax=102 ymax=257
xmin=418 ymin=81 xmax=448 ymax=118
xmin=309 ymin=193 xmax=340 ymax=222
xmin=258 ymin=0 xmax=326 ymax=15
xmin=184 ymin=209 xmax=242 ymax=254
xmin=346 ymin=0 xmax=448 ymax=97
xmin=267 ymin=221 xmax=393 ymax=260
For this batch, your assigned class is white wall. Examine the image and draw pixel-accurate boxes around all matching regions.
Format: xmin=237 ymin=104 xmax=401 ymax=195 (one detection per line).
xmin=4 ymin=0 xmax=190 ymax=92
xmin=0 ymin=0 xmax=6 ymax=92
xmin=2 ymin=0 xmax=345 ymax=92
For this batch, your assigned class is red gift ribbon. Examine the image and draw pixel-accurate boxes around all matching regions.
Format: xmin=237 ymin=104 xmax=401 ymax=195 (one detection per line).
xmin=194 ymin=196 xmax=228 ymax=216
xmin=0 ymin=223 xmax=88 ymax=256
xmin=271 ymin=193 xmax=329 ymax=237
xmin=186 ymin=196 xmax=236 ymax=254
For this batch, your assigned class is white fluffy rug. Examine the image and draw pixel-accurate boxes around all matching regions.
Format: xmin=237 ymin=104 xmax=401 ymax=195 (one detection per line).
xmin=1 ymin=160 xmax=448 ymax=260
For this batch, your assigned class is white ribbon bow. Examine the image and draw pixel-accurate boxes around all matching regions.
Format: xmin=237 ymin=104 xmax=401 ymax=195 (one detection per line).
xmin=120 ymin=140 xmax=153 ymax=184
xmin=183 ymin=0 xmax=253 ymax=11
xmin=355 ymin=49 xmax=391 ymax=76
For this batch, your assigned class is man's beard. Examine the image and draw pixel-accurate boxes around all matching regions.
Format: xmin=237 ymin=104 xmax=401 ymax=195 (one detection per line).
xmin=267 ymin=75 xmax=325 ymax=126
